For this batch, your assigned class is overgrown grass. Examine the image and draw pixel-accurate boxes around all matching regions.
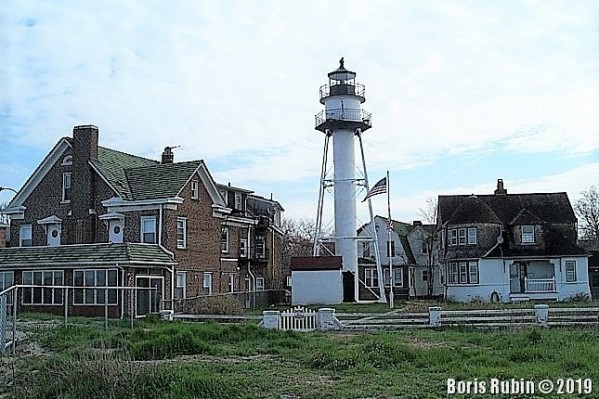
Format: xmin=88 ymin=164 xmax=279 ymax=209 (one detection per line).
xmin=7 ymin=317 xmax=599 ymax=398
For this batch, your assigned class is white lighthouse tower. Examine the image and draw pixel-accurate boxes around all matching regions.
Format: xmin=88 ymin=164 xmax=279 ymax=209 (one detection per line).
xmin=313 ymin=59 xmax=385 ymax=302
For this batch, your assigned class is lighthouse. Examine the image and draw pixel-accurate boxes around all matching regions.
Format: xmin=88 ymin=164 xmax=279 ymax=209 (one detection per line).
xmin=313 ymin=59 xmax=385 ymax=302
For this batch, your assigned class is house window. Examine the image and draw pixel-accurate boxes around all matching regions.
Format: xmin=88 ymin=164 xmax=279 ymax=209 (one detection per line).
xmin=565 ymin=260 xmax=577 ymax=282
xmin=422 ymin=270 xmax=429 ymax=281
xmin=62 ymin=173 xmax=72 ymax=202
xmin=256 ymin=277 xmax=265 ymax=291
xmin=521 ymin=225 xmax=535 ymax=243
xmin=365 ymin=268 xmax=378 ymax=288
xmin=220 ymin=190 xmax=228 ymax=204
xmin=20 ymin=224 xmax=32 ymax=247
xmin=22 ymin=270 xmax=64 ymax=305
xmin=73 ymin=269 xmax=118 ymax=305
xmin=176 ymin=218 xmax=187 ymax=249
xmin=383 ymin=268 xmax=403 ymax=287
xmin=227 ymin=274 xmax=235 ymax=292
xmin=175 ymin=272 xmax=186 ymax=299
xmin=203 ymin=272 xmax=212 ymax=295
xmin=256 ymin=236 xmax=266 ymax=258
xmin=286 ymin=276 xmax=292 ymax=287
xmin=362 ymin=242 xmax=371 ymax=258
xmin=221 ymin=228 xmax=229 ymax=253
xmin=447 ymin=261 xmax=479 ymax=285
xmin=0 ymin=272 xmax=14 ymax=304
xmin=239 ymin=238 xmax=248 ymax=257
xmin=190 ymin=180 xmax=199 ymax=200
xmin=61 ymin=155 xmax=73 ymax=166
xmin=449 ymin=229 xmax=458 ymax=246
xmin=458 ymin=229 xmax=467 ymax=245
xmin=467 ymin=228 xmax=477 ymax=244
xmin=386 ymin=241 xmax=395 ymax=257
xmin=141 ymin=217 xmax=157 ymax=244
xmin=234 ymin=193 xmax=242 ymax=210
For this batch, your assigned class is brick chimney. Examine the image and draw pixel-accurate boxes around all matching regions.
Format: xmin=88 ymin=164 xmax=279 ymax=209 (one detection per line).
xmin=494 ymin=179 xmax=507 ymax=195
xmin=72 ymin=124 xmax=100 ymax=243
xmin=413 ymin=220 xmax=422 ymax=226
xmin=161 ymin=147 xmax=174 ymax=163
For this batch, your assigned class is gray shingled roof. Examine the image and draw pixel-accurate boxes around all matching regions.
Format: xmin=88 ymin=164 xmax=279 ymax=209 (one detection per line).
xmin=0 ymin=243 xmax=176 ymax=268
xmin=439 ymin=193 xmax=576 ymax=225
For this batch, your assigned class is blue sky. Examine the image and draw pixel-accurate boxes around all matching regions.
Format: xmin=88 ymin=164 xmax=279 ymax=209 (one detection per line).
xmin=1 ymin=0 xmax=598 ymax=224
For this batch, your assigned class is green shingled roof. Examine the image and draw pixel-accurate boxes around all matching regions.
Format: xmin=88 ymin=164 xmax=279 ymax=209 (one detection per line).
xmin=0 ymin=243 xmax=176 ymax=268
xmin=93 ymin=146 xmax=158 ymax=199
xmin=91 ymin=147 xmax=202 ymax=201
xmin=126 ymin=161 xmax=203 ymax=200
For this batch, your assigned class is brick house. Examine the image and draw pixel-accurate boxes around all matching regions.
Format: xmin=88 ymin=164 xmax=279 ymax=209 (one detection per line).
xmin=1 ymin=124 xmax=284 ymax=316
xmin=438 ymin=179 xmax=590 ymax=303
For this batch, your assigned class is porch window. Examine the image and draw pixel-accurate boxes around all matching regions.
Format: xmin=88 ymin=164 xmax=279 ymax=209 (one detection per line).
xmin=175 ymin=272 xmax=186 ymax=299
xmin=221 ymin=228 xmax=229 ymax=253
xmin=0 ymin=272 xmax=14 ymax=304
xmin=447 ymin=261 xmax=479 ymax=284
xmin=365 ymin=268 xmax=378 ymax=288
xmin=73 ymin=269 xmax=118 ymax=305
xmin=521 ymin=225 xmax=535 ymax=243
xmin=190 ymin=180 xmax=199 ymax=200
xmin=203 ymin=272 xmax=212 ymax=295
xmin=565 ymin=261 xmax=577 ymax=282
xmin=20 ymin=224 xmax=32 ymax=247
xmin=176 ymin=218 xmax=187 ymax=249
xmin=141 ymin=217 xmax=157 ymax=244
xmin=22 ymin=270 xmax=64 ymax=305
xmin=62 ymin=173 xmax=72 ymax=202
xmin=256 ymin=277 xmax=265 ymax=291
xmin=384 ymin=268 xmax=403 ymax=287
xmin=467 ymin=228 xmax=477 ymax=244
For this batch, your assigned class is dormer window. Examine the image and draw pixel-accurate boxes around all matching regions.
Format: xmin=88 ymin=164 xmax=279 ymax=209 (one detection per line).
xmin=521 ymin=225 xmax=535 ymax=243
xmin=234 ymin=192 xmax=242 ymax=210
xmin=61 ymin=155 xmax=73 ymax=166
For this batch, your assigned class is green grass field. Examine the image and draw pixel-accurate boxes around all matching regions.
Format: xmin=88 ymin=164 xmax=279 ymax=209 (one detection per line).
xmin=3 ymin=316 xmax=599 ymax=399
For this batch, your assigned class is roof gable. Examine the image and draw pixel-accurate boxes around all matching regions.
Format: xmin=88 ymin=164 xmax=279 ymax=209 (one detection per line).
xmin=7 ymin=138 xmax=72 ymax=210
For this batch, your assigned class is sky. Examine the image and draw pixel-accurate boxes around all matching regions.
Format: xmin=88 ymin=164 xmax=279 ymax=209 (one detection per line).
xmin=1 ymin=0 xmax=598 ymax=228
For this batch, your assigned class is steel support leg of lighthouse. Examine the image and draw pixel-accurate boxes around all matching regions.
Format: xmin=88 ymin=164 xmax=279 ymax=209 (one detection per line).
xmin=314 ymin=129 xmax=386 ymax=303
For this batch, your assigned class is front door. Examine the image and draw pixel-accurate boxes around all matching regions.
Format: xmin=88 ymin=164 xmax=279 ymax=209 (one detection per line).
xmin=136 ymin=276 xmax=163 ymax=316
xmin=510 ymin=263 xmax=528 ymax=293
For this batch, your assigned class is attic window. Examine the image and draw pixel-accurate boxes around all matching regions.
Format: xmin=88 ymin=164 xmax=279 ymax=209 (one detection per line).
xmin=61 ymin=155 xmax=73 ymax=166
xmin=521 ymin=225 xmax=535 ymax=243
xmin=190 ymin=180 xmax=199 ymax=200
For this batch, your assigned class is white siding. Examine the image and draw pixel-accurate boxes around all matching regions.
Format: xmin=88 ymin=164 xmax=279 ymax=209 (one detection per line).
xmin=291 ymin=270 xmax=343 ymax=305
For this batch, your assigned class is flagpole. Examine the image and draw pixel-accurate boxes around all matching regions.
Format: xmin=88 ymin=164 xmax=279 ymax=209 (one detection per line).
xmin=387 ymin=170 xmax=394 ymax=309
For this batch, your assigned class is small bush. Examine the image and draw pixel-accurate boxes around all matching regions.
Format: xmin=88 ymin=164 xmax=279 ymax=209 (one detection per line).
xmin=192 ymin=295 xmax=244 ymax=315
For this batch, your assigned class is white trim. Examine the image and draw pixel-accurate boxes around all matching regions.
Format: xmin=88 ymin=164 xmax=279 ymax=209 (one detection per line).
xmin=102 ymin=196 xmax=184 ymax=208
xmin=7 ymin=138 xmax=72 ymax=209
xmin=61 ymin=155 xmax=73 ymax=166
xmin=37 ymin=215 xmax=63 ymax=225
xmin=19 ymin=224 xmax=32 ymax=247
xmin=190 ymin=180 xmax=199 ymax=200
xmin=61 ymin=172 xmax=72 ymax=203
xmin=203 ymin=272 xmax=213 ymax=295
xmin=88 ymin=161 xmax=121 ymax=196
xmin=140 ymin=216 xmax=157 ymax=244
xmin=98 ymin=212 xmax=125 ymax=221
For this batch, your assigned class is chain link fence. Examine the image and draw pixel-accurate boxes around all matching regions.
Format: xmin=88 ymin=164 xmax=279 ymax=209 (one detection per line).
xmin=167 ymin=289 xmax=290 ymax=314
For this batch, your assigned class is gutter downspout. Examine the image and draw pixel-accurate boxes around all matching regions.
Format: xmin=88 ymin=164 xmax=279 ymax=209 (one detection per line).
xmin=248 ymin=225 xmax=256 ymax=307
xmin=116 ymin=262 xmax=125 ymax=319
xmin=159 ymin=204 xmax=176 ymax=310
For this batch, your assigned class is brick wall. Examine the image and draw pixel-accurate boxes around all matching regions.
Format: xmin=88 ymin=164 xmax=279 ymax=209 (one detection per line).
xmin=0 ymin=225 xmax=6 ymax=248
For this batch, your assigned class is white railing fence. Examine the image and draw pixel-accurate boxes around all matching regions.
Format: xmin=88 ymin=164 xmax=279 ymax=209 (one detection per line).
xmin=525 ymin=277 xmax=556 ymax=293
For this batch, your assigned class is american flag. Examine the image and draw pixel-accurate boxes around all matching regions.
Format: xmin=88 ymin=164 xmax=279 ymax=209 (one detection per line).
xmin=362 ymin=177 xmax=387 ymax=202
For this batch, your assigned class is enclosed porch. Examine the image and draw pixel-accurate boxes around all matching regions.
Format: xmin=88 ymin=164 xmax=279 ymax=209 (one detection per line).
xmin=509 ymin=260 xmax=557 ymax=301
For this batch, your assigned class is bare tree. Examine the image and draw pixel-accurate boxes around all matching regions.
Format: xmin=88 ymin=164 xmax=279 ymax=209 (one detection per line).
xmin=575 ymin=186 xmax=599 ymax=244
xmin=417 ymin=197 xmax=439 ymax=297
xmin=0 ymin=201 xmax=8 ymax=224
xmin=281 ymin=218 xmax=318 ymax=275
